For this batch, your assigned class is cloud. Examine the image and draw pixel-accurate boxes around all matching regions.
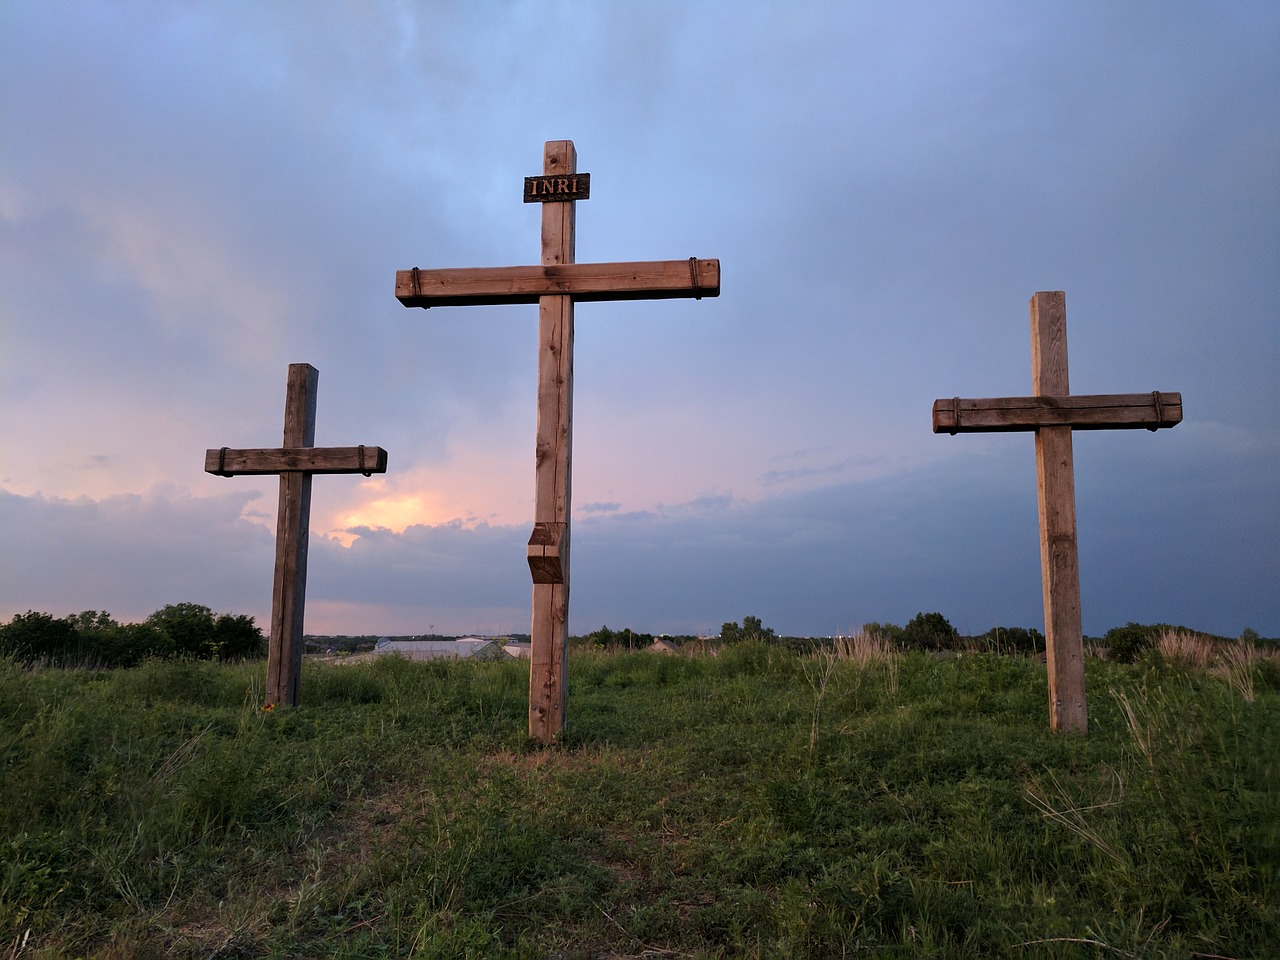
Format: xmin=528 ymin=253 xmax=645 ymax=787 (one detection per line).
xmin=0 ymin=486 xmax=273 ymax=624
xmin=1 ymin=2 xmax=1276 ymax=642
xmin=4 ymin=413 xmax=1274 ymax=639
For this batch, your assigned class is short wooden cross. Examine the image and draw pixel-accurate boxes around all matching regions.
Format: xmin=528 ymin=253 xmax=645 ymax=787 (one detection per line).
xmin=205 ymin=363 xmax=388 ymax=708
xmin=932 ymin=291 xmax=1182 ymax=733
xmin=395 ymin=140 xmax=720 ymax=743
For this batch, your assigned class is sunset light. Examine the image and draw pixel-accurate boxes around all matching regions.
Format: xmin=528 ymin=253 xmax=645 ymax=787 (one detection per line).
xmin=2 ymin=3 xmax=1275 ymax=640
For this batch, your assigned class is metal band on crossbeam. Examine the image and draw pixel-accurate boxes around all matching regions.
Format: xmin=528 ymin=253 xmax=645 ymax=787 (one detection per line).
xmin=931 ymin=292 xmax=1184 ymax=735
xmin=393 ymin=140 xmax=720 ymax=744
xmin=204 ymin=363 xmax=389 ymax=709
xmin=931 ymin=392 xmax=1183 ymax=434
xmin=394 ymin=259 xmax=721 ymax=308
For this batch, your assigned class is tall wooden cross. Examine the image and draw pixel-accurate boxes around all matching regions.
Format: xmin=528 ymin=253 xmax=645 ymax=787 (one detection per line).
xmin=205 ymin=363 xmax=388 ymax=708
xmin=395 ymin=140 xmax=720 ymax=743
xmin=932 ymin=291 xmax=1182 ymax=733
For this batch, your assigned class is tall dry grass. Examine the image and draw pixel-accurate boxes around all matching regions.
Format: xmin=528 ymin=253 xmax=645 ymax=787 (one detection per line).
xmin=803 ymin=632 xmax=905 ymax=755
xmin=832 ymin=629 xmax=902 ymax=701
xmin=831 ymin=630 xmax=898 ymax=664
xmin=1154 ymin=628 xmax=1217 ymax=669
xmin=1155 ymin=629 xmax=1276 ymax=702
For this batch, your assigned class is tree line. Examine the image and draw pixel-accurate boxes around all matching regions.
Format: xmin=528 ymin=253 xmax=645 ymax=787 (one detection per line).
xmin=719 ymin=611 xmax=1045 ymax=654
xmin=7 ymin=605 xmax=1267 ymax=668
xmin=0 ymin=603 xmax=264 ymax=667
xmin=572 ymin=613 xmax=1033 ymax=654
xmin=578 ymin=613 xmax=1270 ymax=661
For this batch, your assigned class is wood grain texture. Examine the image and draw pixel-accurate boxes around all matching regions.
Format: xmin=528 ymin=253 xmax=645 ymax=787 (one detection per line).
xmin=529 ymin=139 xmax=575 ymax=744
xmin=527 ymin=521 xmax=567 ymax=585
xmin=529 ymin=581 xmax=569 ymax=742
xmin=931 ymin=392 xmax=1182 ymax=433
xmin=1035 ymin=426 xmax=1086 ymax=732
xmin=1031 ymin=291 xmax=1069 ymax=397
xmin=1029 ymin=293 xmax=1087 ymax=733
xmin=395 ymin=259 xmax=720 ymax=306
xmin=268 ymin=469 xmax=311 ymax=708
xmin=204 ymin=446 xmax=388 ymax=475
xmin=932 ymin=292 xmax=1184 ymax=734
xmin=207 ymin=363 xmax=388 ymax=709
xmin=267 ymin=364 xmax=318 ymax=709
xmin=393 ymin=139 xmax=720 ymax=742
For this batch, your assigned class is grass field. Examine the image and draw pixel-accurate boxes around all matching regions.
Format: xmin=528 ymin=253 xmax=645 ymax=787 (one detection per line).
xmin=2 ymin=641 xmax=1277 ymax=958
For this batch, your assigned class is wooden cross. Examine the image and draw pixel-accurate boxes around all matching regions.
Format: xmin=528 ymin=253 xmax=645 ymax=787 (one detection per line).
xmin=395 ymin=140 xmax=720 ymax=743
xmin=932 ymin=291 xmax=1181 ymax=732
xmin=205 ymin=363 xmax=388 ymax=708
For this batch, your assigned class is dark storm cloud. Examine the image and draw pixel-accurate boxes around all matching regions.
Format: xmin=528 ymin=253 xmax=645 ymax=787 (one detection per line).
xmin=5 ymin=415 xmax=1270 ymax=639
xmin=1 ymin=1 xmax=1276 ymax=636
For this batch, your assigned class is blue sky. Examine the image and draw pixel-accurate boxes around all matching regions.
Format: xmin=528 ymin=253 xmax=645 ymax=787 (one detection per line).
xmin=2 ymin=1 xmax=1276 ymax=638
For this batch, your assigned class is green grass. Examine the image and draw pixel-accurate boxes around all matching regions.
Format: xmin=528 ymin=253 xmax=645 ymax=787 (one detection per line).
xmin=1 ymin=645 xmax=1276 ymax=958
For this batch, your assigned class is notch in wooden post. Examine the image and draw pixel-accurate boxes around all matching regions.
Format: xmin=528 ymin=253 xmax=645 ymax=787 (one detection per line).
xmin=527 ymin=521 xmax=567 ymax=584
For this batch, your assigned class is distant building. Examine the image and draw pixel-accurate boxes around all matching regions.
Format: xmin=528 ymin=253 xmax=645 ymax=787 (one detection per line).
xmin=503 ymin=641 xmax=532 ymax=659
xmin=374 ymin=637 xmax=506 ymax=661
xmin=648 ymin=638 xmax=680 ymax=654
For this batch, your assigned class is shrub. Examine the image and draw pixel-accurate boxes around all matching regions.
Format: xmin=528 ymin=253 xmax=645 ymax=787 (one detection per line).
xmin=863 ymin=621 xmax=906 ymax=646
xmin=901 ymin=611 xmax=959 ymax=652
xmin=65 ymin=611 xmax=176 ymax=667
xmin=146 ymin=603 xmax=219 ymax=657
xmin=145 ymin=603 xmax=264 ymax=660
xmin=972 ymin=625 xmax=1044 ymax=656
xmin=577 ymin=625 xmax=653 ymax=650
xmin=1256 ymin=654 xmax=1280 ymax=692
xmin=1 ymin=606 xmax=263 ymax=669
xmin=96 ymin=622 xmax=175 ymax=667
xmin=1104 ymin=622 xmax=1162 ymax=663
xmin=720 ymin=616 xmax=776 ymax=645
xmin=212 ymin=613 xmax=266 ymax=660
xmin=0 ymin=612 xmax=81 ymax=664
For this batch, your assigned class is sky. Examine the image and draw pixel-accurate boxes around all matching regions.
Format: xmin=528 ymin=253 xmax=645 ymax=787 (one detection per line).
xmin=1 ymin=1 xmax=1277 ymax=640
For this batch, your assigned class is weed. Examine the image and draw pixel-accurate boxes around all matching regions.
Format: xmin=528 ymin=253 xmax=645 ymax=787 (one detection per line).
xmin=1023 ymin=765 xmax=1128 ymax=865
xmin=802 ymin=647 xmax=838 ymax=757
xmin=1 ymin=649 xmax=1276 ymax=957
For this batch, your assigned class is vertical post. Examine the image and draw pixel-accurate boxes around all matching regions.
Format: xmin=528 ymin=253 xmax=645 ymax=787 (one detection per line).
xmin=1030 ymin=293 xmax=1087 ymax=732
xmin=529 ymin=141 xmax=576 ymax=742
xmin=266 ymin=363 xmax=318 ymax=707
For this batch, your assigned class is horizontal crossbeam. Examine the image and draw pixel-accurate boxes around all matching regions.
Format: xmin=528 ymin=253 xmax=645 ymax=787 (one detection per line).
xmin=395 ymin=258 xmax=720 ymax=308
xmin=932 ymin=392 xmax=1182 ymax=434
xmin=205 ymin=446 xmax=388 ymax=476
